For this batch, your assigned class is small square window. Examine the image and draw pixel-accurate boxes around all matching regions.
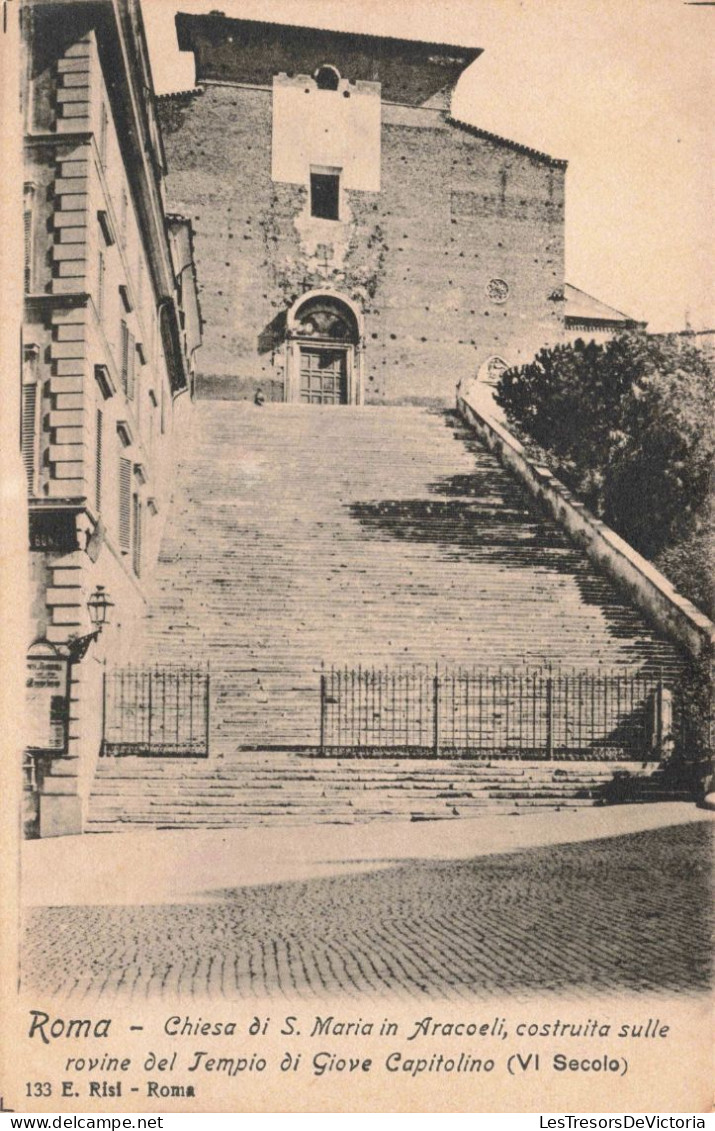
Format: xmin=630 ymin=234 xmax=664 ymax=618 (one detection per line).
xmin=311 ymin=171 xmax=340 ymax=220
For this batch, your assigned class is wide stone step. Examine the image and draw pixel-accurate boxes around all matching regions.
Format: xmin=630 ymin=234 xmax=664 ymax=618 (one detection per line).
xmin=92 ymin=402 xmax=682 ymax=825
xmin=87 ymin=750 xmax=664 ymax=831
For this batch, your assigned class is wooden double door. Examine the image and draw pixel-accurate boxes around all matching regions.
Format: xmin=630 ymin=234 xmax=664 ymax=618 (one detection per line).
xmin=299 ymin=346 xmax=348 ymax=405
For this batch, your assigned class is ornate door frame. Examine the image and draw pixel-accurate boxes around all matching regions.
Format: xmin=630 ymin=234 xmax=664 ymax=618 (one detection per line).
xmin=283 ymin=290 xmax=365 ymax=405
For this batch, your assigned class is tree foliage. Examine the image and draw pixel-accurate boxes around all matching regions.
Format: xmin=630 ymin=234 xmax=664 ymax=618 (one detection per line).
xmin=495 ymin=333 xmax=714 ymax=614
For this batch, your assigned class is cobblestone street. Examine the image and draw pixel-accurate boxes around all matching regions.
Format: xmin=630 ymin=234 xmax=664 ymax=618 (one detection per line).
xmin=23 ymin=820 xmax=712 ymax=1002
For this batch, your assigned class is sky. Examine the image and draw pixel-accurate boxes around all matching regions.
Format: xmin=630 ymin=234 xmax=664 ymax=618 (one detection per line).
xmin=143 ymin=0 xmax=714 ymax=332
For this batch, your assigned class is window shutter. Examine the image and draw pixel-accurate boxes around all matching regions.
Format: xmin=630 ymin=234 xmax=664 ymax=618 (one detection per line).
xmin=119 ymin=457 xmax=131 ymax=551
xmin=21 ymin=383 xmax=37 ymax=493
xmin=120 ymin=319 xmax=129 ymax=394
xmin=23 ymin=183 xmax=36 ymax=294
xmin=24 ymin=209 xmax=32 ymax=293
xmin=126 ymin=329 xmax=136 ymax=399
xmin=95 ymin=408 xmax=103 ymax=512
xmin=120 ymin=188 xmax=128 ymax=246
xmin=132 ymin=494 xmax=142 ymax=577
xmin=97 ymin=251 xmax=105 ymax=320
xmin=99 ymin=104 xmax=108 ymax=166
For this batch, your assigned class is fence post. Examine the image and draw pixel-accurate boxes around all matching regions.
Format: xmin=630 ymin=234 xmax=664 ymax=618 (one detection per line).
xmin=655 ymin=678 xmax=674 ymax=762
xmin=545 ymin=674 xmax=554 ymax=760
xmin=433 ymin=667 xmax=440 ymax=758
xmin=319 ymin=671 xmax=327 ymax=757
xmin=100 ymin=667 xmax=106 ymax=757
xmin=205 ymin=668 xmax=210 ymax=758
xmin=144 ymin=669 xmax=150 ymax=750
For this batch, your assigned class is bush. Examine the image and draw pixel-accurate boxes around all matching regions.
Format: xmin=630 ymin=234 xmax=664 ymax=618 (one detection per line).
xmin=495 ymin=332 xmax=714 ymax=609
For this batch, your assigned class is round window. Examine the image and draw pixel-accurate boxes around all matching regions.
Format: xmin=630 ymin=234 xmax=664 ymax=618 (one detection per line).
xmin=486 ymin=278 xmax=510 ymax=304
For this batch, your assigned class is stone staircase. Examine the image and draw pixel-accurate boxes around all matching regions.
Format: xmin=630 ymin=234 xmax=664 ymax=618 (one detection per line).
xmin=133 ymin=404 xmax=679 ymax=749
xmin=88 ymin=753 xmax=664 ymax=832
xmin=88 ymin=402 xmax=684 ymax=829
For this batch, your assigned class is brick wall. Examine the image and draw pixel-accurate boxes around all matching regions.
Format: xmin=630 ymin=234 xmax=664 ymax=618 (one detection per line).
xmin=158 ymin=84 xmax=565 ymax=402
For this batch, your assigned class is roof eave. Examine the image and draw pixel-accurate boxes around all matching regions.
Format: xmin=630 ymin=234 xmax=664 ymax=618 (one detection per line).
xmin=446 ymin=116 xmax=567 ymax=168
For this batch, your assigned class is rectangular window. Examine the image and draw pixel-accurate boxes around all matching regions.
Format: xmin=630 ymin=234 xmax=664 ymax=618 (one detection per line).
xmin=120 ymin=188 xmax=128 ymax=246
xmin=95 ymin=408 xmax=103 ymax=513
xmin=120 ymin=321 xmax=136 ymax=398
xmin=97 ymin=251 xmax=105 ymax=320
xmin=310 ymin=170 xmax=340 ymax=220
xmin=132 ymin=493 xmax=142 ymax=577
xmin=99 ymin=103 xmax=108 ymax=167
xmin=119 ymin=456 xmax=131 ymax=552
xmin=127 ymin=331 xmax=136 ymax=399
xmin=21 ymin=383 xmax=37 ymax=493
xmin=23 ymin=210 xmax=32 ymax=292
xmin=147 ymin=389 xmax=157 ymax=455
xmin=97 ymin=209 xmax=115 ymax=247
xmin=120 ymin=320 xmax=128 ymax=393
xmin=134 ymin=347 xmax=142 ymax=423
xmin=23 ymin=184 xmax=36 ymax=293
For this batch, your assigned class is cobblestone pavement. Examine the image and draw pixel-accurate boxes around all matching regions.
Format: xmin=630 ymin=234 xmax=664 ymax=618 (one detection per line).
xmin=23 ymin=823 xmax=712 ymax=1002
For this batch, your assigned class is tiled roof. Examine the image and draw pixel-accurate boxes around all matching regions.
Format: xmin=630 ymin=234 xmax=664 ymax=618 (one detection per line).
xmin=446 ymin=116 xmax=567 ymax=168
xmin=156 ymin=87 xmax=204 ymax=102
xmin=565 ymin=284 xmax=642 ymax=325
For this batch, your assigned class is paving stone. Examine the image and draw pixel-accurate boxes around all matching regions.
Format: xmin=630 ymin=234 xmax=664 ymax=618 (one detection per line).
xmin=22 ymin=823 xmax=712 ymax=1001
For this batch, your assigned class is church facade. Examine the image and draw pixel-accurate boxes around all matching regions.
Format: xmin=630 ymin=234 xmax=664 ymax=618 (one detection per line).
xmin=158 ymin=12 xmax=568 ymax=404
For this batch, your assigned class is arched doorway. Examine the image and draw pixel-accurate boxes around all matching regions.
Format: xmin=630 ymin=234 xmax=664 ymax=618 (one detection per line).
xmin=284 ymin=292 xmax=364 ymax=405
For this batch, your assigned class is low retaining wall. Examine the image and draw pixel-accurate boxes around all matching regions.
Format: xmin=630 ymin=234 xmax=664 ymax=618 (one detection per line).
xmin=457 ymin=390 xmax=714 ymax=662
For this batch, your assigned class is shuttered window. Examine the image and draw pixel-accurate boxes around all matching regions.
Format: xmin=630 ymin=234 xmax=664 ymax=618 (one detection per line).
xmin=127 ymin=332 xmax=136 ymax=399
xmin=23 ymin=183 xmax=36 ymax=294
xmin=137 ymin=256 xmax=144 ymax=312
xmin=119 ymin=457 xmax=131 ymax=551
xmin=120 ymin=320 xmax=128 ymax=393
xmin=24 ymin=209 xmax=32 ymax=293
xmin=95 ymin=408 xmax=103 ymax=512
xmin=132 ymin=493 xmax=142 ymax=577
xmin=99 ymin=103 xmax=108 ymax=166
xmin=21 ymin=383 xmax=37 ymax=493
xmin=120 ymin=188 xmax=128 ymax=246
xmin=97 ymin=251 xmax=105 ymax=320
xmin=120 ymin=320 xmax=136 ymax=399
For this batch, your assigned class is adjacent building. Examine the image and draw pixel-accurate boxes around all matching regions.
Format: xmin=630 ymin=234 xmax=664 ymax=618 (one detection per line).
xmin=563 ymin=283 xmax=646 ymax=344
xmin=22 ymin=0 xmax=200 ymax=836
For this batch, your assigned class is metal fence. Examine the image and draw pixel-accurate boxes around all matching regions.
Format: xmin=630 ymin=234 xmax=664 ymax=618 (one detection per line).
xmin=102 ymin=665 xmax=210 ymax=757
xmin=319 ymin=666 xmax=673 ymax=760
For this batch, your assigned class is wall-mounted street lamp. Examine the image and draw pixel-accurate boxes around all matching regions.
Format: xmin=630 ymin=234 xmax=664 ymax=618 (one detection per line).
xmin=66 ymin=585 xmax=115 ymax=662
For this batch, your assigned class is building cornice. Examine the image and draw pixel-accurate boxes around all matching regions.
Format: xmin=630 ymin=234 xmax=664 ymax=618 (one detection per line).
xmin=566 ymin=317 xmax=647 ymax=330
